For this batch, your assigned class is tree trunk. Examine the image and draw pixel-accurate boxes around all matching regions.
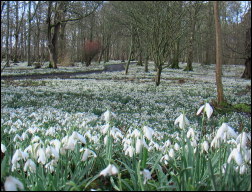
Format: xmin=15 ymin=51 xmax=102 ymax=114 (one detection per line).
xmin=144 ymin=55 xmax=149 ymax=72
xmin=6 ymin=1 xmax=10 ymax=67
xmin=13 ymin=1 xmax=19 ymax=63
xmin=27 ymin=1 xmax=32 ymax=66
xmin=214 ymin=1 xmax=225 ymax=104
xmin=155 ymin=66 xmax=162 ymax=86
xmin=125 ymin=29 xmax=133 ymax=75
xmin=171 ymin=40 xmax=180 ymax=69
xmin=241 ymin=27 xmax=251 ymax=79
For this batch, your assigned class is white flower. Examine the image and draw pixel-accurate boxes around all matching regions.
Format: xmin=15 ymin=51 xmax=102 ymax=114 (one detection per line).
xmin=13 ymin=134 xmax=22 ymax=142
xmin=227 ymin=148 xmax=243 ymax=166
xmin=31 ymin=136 xmax=41 ymax=143
xmin=12 ymin=149 xmax=28 ymax=165
xmin=100 ymin=164 xmax=119 ymax=176
xmin=216 ymin=123 xmax=238 ymax=141
xmin=174 ymin=113 xmax=189 ymax=129
xmin=1 ymin=143 xmax=6 ymax=153
xmin=24 ymin=159 xmax=36 ymax=173
xmin=196 ymin=103 xmax=213 ymax=119
xmin=4 ymin=176 xmax=24 ymax=191
xmin=45 ymin=160 xmax=57 ymax=173
xmin=136 ymin=138 xmax=143 ymax=154
xmin=141 ymin=169 xmax=152 ymax=184
xmin=125 ymin=145 xmax=135 ymax=157
xmin=187 ymin=128 xmax=195 ymax=139
xmin=131 ymin=129 xmax=141 ymax=138
xmin=174 ymin=143 xmax=180 ymax=151
xmin=101 ymin=124 xmax=110 ymax=134
xmin=102 ymin=110 xmax=116 ymax=123
xmin=135 ymin=138 xmax=148 ymax=154
xmin=143 ymin=126 xmax=154 ymax=140
xmin=71 ymin=131 xmax=86 ymax=144
xmin=160 ymin=154 xmax=170 ymax=165
xmin=50 ymin=139 xmax=61 ymax=153
xmin=210 ymin=136 xmax=221 ymax=148
xmin=80 ymin=148 xmax=97 ymax=161
xmin=21 ymin=132 xmax=29 ymax=140
xmin=169 ymin=148 xmax=175 ymax=158
xmin=237 ymin=164 xmax=247 ymax=174
xmin=202 ymin=141 xmax=209 ymax=153
xmin=37 ymin=148 xmax=47 ymax=165
xmin=236 ymin=132 xmax=250 ymax=148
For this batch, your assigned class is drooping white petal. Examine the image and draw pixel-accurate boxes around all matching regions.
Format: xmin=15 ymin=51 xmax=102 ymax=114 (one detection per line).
xmin=205 ymin=103 xmax=213 ymax=119
xmin=196 ymin=105 xmax=205 ymax=116
xmin=143 ymin=126 xmax=154 ymax=140
xmin=136 ymin=138 xmax=142 ymax=154
xmin=24 ymin=159 xmax=36 ymax=173
xmin=4 ymin=176 xmax=24 ymax=191
xmin=1 ymin=144 xmax=6 ymax=153
xmin=174 ymin=113 xmax=189 ymax=129
xmin=202 ymin=141 xmax=209 ymax=153
xmin=141 ymin=169 xmax=152 ymax=184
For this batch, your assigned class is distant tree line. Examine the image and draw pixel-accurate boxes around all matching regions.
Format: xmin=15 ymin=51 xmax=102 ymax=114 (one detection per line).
xmin=1 ymin=1 xmax=251 ymax=79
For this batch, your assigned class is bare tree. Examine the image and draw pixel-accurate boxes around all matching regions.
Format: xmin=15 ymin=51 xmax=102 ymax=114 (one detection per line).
xmin=214 ymin=1 xmax=225 ymax=105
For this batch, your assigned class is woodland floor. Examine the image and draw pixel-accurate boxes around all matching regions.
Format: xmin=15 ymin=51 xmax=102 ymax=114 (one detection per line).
xmin=1 ymin=62 xmax=130 ymax=80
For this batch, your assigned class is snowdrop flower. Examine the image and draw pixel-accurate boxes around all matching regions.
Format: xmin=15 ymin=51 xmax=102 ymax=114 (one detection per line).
xmin=80 ymin=148 xmax=97 ymax=161
xmin=169 ymin=148 xmax=175 ymax=158
xmin=227 ymin=148 xmax=243 ymax=166
xmin=102 ymin=110 xmax=116 ymax=123
xmin=101 ymin=124 xmax=110 ymax=134
xmin=202 ymin=140 xmax=209 ymax=153
xmin=12 ymin=149 xmax=28 ymax=165
xmin=221 ymin=163 xmax=227 ymax=174
xmin=4 ymin=176 xmax=24 ymax=191
xmin=100 ymin=164 xmax=119 ymax=176
xmin=24 ymin=159 xmax=36 ymax=173
xmin=141 ymin=169 xmax=152 ymax=184
xmin=71 ymin=131 xmax=86 ymax=145
xmin=46 ymin=146 xmax=59 ymax=161
xmin=37 ymin=148 xmax=47 ymax=165
xmin=236 ymin=132 xmax=250 ymax=148
xmin=243 ymin=148 xmax=251 ymax=163
xmin=196 ymin=103 xmax=213 ymax=119
xmin=21 ymin=132 xmax=28 ymax=140
xmin=187 ymin=128 xmax=195 ymax=139
xmin=1 ymin=143 xmax=6 ymax=153
xmin=125 ymin=145 xmax=135 ymax=157
xmin=50 ymin=139 xmax=61 ymax=153
xmin=104 ymin=135 xmax=108 ymax=145
xmin=31 ymin=135 xmax=42 ymax=143
xmin=210 ymin=136 xmax=221 ymax=149
xmin=174 ymin=113 xmax=190 ymax=129
xmin=13 ymin=134 xmax=22 ymax=142
xmin=164 ymin=139 xmax=171 ymax=148
xmin=174 ymin=143 xmax=180 ymax=151
xmin=216 ymin=123 xmax=238 ymax=140
xmin=160 ymin=154 xmax=170 ymax=165
xmin=236 ymin=164 xmax=247 ymax=174
xmin=135 ymin=138 xmax=148 ymax=154
xmin=136 ymin=138 xmax=143 ymax=154
xmin=45 ymin=160 xmax=57 ymax=173
xmin=131 ymin=129 xmax=141 ymax=138
xmin=143 ymin=126 xmax=154 ymax=140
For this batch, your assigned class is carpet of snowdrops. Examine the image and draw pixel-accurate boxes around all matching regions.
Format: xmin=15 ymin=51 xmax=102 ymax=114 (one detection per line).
xmin=1 ymin=61 xmax=251 ymax=191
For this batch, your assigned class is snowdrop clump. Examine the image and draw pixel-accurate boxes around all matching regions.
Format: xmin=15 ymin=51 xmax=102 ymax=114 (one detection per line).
xmin=1 ymin=63 xmax=250 ymax=191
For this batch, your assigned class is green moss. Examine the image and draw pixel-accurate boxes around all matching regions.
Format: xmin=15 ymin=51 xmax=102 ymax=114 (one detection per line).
xmin=212 ymin=99 xmax=251 ymax=114
xmin=233 ymin=103 xmax=251 ymax=113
